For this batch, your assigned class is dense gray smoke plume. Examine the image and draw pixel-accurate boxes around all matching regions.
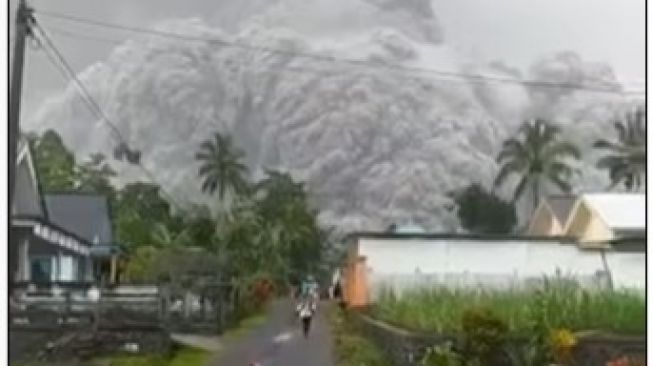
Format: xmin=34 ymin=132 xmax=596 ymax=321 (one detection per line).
xmin=26 ymin=0 xmax=641 ymax=231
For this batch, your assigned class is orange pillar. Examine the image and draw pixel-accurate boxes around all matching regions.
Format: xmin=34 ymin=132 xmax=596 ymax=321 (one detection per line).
xmin=343 ymin=261 xmax=356 ymax=305
xmin=343 ymin=262 xmax=352 ymax=304
xmin=350 ymin=256 xmax=370 ymax=308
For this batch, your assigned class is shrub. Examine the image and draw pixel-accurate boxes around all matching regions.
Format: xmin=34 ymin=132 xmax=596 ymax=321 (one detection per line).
xmin=549 ymin=328 xmax=577 ymax=364
xmin=329 ymin=308 xmax=390 ymax=366
xmin=461 ymin=307 xmax=508 ymax=363
xmin=421 ymin=343 xmax=464 ymax=366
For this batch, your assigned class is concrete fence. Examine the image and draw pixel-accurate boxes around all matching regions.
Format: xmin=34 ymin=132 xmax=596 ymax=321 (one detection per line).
xmin=9 ymin=281 xmax=237 ymax=363
xmin=344 ymin=237 xmax=645 ymax=306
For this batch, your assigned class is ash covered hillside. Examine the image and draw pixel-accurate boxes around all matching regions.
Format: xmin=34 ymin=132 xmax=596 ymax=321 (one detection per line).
xmin=26 ymin=0 xmax=642 ymax=231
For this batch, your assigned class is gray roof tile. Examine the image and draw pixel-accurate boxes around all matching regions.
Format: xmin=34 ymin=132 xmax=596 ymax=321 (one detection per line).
xmin=44 ymin=194 xmax=113 ymax=245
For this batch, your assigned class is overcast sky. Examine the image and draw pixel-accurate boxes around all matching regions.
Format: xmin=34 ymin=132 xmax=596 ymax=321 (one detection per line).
xmin=11 ymin=0 xmax=645 ymax=123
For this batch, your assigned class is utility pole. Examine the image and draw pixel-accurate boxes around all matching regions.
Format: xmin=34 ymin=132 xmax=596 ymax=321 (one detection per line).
xmin=9 ymin=0 xmax=33 ymax=210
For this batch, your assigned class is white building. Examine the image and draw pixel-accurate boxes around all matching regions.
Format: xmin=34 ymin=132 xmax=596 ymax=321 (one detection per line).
xmin=343 ymin=232 xmax=645 ymax=306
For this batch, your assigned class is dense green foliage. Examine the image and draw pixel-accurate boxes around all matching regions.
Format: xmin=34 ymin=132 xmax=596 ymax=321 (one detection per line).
xmin=28 ymin=130 xmax=78 ymax=191
xmin=594 ymin=106 xmax=646 ymax=191
xmin=28 ymin=129 xmax=330 ymax=294
xmin=494 ymin=119 xmax=581 ymax=210
xmin=449 ymin=184 xmax=516 ymax=234
xmin=421 ymin=308 xmax=510 ymax=366
xmin=330 ymin=307 xmax=391 ymax=366
xmin=372 ymin=280 xmax=645 ymax=335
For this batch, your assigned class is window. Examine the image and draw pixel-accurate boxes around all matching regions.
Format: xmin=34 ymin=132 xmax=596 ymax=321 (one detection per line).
xmin=30 ymin=256 xmax=54 ymax=283
xmin=59 ymin=256 xmax=77 ymax=281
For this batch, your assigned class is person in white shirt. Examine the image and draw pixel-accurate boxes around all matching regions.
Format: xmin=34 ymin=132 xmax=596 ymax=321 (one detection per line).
xmin=297 ymin=296 xmax=316 ymax=337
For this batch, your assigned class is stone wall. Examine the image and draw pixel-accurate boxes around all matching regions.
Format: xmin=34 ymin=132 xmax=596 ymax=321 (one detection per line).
xmin=573 ymin=333 xmax=647 ymax=366
xmin=352 ymin=312 xmax=456 ymax=366
xmin=352 ymin=312 xmax=646 ymax=366
xmin=10 ymin=327 xmax=171 ymax=364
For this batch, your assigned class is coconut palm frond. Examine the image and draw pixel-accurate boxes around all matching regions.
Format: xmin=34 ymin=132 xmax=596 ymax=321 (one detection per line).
xmin=594 ymin=106 xmax=646 ymax=191
xmin=195 ymin=132 xmax=250 ymax=200
xmin=544 ymin=141 xmax=581 ymax=161
xmin=513 ymin=175 xmax=530 ymax=203
xmin=495 ymin=119 xmax=580 ymax=207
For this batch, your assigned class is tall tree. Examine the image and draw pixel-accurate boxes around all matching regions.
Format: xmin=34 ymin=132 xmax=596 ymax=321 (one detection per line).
xmin=450 ymin=183 xmax=516 ymax=234
xmin=76 ymin=153 xmax=117 ymax=199
xmin=494 ymin=119 xmax=581 ymax=211
xmin=254 ymin=169 xmax=306 ymax=219
xmin=29 ymin=129 xmax=78 ymax=191
xmin=593 ymin=106 xmax=646 ymax=191
xmin=113 ymin=182 xmax=172 ymax=248
xmin=172 ymin=204 xmax=216 ymax=251
xmin=195 ymin=132 xmax=250 ymax=201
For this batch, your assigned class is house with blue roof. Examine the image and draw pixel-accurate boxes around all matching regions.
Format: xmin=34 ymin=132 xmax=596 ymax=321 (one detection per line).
xmin=10 ymin=136 xmax=121 ymax=286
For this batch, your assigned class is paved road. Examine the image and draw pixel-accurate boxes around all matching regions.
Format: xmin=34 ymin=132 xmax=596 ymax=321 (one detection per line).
xmin=212 ymin=299 xmax=334 ymax=366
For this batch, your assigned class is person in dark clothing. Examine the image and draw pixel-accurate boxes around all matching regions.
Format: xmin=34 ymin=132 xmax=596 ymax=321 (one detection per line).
xmin=333 ymin=281 xmax=342 ymax=299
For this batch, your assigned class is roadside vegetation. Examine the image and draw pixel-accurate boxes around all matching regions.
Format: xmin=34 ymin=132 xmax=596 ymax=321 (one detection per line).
xmin=96 ymin=345 xmax=209 ymax=366
xmin=101 ymin=311 xmax=268 ymax=366
xmin=372 ymin=279 xmax=644 ymax=365
xmin=329 ymin=306 xmax=391 ymax=366
xmin=27 ymin=129 xmax=340 ymax=315
xmin=14 ymin=346 xmax=208 ymax=366
xmin=372 ymin=279 xmax=645 ymax=335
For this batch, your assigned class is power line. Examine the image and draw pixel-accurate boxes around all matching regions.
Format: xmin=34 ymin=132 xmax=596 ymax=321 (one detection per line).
xmin=32 ymin=20 xmax=184 ymax=211
xmin=45 ymin=24 xmax=125 ymax=45
xmin=34 ymin=9 xmax=645 ymax=96
xmin=32 ymin=21 xmax=127 ymax=143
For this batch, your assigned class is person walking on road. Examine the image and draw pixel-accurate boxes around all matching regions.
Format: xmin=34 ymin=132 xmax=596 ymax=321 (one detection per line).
xmin=297 ymin=296 xmax=316 ymax=338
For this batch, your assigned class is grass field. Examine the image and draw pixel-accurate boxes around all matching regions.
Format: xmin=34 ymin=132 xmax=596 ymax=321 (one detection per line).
xmin=372 ymin=280 xmax=645 ymax=335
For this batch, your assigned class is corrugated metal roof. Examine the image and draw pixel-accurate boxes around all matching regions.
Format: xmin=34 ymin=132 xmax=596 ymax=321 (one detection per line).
xmin=44 ymin=194 xmax=113 ymax=244
xmin=581 ymin=193 xmax=645 ymax=230
xmin=394 ymin=223 xmax=426 ymax=234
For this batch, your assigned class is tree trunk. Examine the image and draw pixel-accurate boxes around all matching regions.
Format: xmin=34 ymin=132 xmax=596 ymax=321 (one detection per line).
xmin=531 ymin=178 xmax=540 ymax=216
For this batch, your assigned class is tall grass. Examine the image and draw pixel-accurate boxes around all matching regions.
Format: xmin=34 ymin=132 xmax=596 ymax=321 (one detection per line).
xmin=372 ymin=279 xmax=644 ymax=335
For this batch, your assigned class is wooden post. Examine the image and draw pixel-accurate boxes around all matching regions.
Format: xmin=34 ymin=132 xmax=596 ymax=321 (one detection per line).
xmin=9 ymin=0 xmax=32 ymax=209
xmin=158 ymin=285 xmax=168 ymax=327
xmin=19 ymin=238 xmax=30 ymax=282
xmin=109 ymin=255 xmax=117 ymax=285
xmin=184 ymin=290 xmax=192 ymax=320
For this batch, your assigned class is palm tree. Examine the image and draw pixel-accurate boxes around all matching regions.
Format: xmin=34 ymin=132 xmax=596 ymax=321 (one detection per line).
xmin=593 ymin=106 xmax=646 ymax=191
xmin=494 ymin=119 xmax=581 ymax=211
xmin=195 ymin=132 xmax=249 ymax=201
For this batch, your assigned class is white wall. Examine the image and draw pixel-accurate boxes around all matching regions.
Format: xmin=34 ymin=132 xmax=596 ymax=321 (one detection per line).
xmin=605 ymin=252 xmax=645 ymax=290
xmin=357 ymin=237 xmax=644 ymax=300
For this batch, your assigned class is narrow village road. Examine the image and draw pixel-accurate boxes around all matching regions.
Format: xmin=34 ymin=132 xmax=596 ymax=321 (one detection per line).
xmin=212 ymin=298 xmax=335 ymax=366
